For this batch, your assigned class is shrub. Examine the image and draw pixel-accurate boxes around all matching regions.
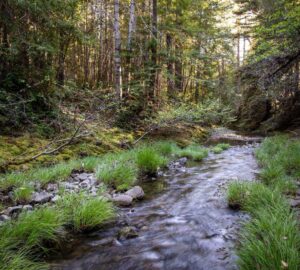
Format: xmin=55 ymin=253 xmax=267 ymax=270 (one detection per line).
xmin=136 ymin=147 xmax=167 ymax=175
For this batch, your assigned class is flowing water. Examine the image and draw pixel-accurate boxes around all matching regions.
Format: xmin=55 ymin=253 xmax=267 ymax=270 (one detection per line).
xmin=50 ymin=142 xmax=259 ymax=270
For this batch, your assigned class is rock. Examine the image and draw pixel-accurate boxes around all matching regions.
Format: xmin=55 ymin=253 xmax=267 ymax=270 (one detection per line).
xmin=0 ymin=195 xmax=11 ymax=203
xmin=79 ymin=180 xmax=90 ymax=189
xmin=77 ymin=173 xmax=90 ymax=182
xmin=90 ymin=237 xmax=115 ymax=246
xmin=62 ymin=182 xmax=77 ymax=190
xmin=112 ymin=194 xmax=133 ymax=206
xmin=31 ymin=191 xmax=53 ymax=204
xmin=178 ymin=157 xmax=188 ymax=165
xmin=118 ymin=226 xmax=139 ymax=240
xmin=102 ymin=193 xmax=112 ymax=200
xmin=125 ymin=186 xmax=145 ymax=200
xmin=51 ymin=195 xmax=61 ymax=203
xmin=46 ymin=183 xmax=58 ymax=192
xmin=23 ymin=205 xmax=33 ymax=211
xmin=141 ymin=226 xmax=149 ymax=231
xmin=5 ymin=205 xmax=23 ymax=216
xmin=0 ymin=215 xmax=10 ymax=222
xmin=290 ymin=199 xmax=300 ymax=208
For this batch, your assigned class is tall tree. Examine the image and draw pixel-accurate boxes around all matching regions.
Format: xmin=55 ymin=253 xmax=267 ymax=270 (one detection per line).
xmin=113 ymin=0 xmax=122 ymax=100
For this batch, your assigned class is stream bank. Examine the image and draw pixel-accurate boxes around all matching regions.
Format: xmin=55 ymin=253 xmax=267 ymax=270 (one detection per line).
xmin=50 ymin=138 xmax=260 ymax=270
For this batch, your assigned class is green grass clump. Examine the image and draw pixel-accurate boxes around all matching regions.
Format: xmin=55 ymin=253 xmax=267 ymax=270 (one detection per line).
xmin=0 ymin=207 xmax=65 ymax=252
xmin=212 ymin=146 xmax=223 ymax=154
xmin=136 ymin=147 xmax=167 ymax=175
xmin=238 ymin=206 xmax=300 ymax=270
xmin=96 ymin=161 xmax=138 ymax=191
xmin=152 ymin=141 xmax=179 ymax=156
xmin=0 ymin=249 xmax=48 ymax=270
xmin=31 ymin=161 xmax=79 ymax=186
xmin=80 ymin=156 xmax=102 ymax=171
xmin=176 ymin=145 xmax=208 ymax=161
xmin=0 ymin=160 xmax=81 ymax=191
xmin=0 ymin=172 xmax=28 ymax=191
xmin=227 ymin=181 xmax=251 ymax=210
xmin=56 ymin=192 xmax=115 ymax=232
xmin=212 ymin=143 xmax=230 ymax=154
xmin=13 ymin=185 xmax=34 ymax=204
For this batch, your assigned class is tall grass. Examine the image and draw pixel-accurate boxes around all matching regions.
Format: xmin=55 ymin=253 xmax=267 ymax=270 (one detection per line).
xmin=227 ymin=135 xmax=300 ymax=270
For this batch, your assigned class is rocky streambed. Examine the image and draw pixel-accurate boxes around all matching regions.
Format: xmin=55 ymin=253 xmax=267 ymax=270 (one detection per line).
xmin=49 ymin=141 xmax=260 ymax=270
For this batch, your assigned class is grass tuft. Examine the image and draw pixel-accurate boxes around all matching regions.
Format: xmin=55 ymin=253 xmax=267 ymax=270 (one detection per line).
xmin=96 ymin=160 xmax=138 ymax=191
xmin=13 ymin=185 xmax=34 ymax=204
xmin=212 ymin=143 xmax=230 ymax=154
xmin=136 ymin=147 xmax=167 ymax=175
xmin=56 ymin=192 xmax=115 ymax=232
xmin=176 ymin=144 xmax=208 ymax=161
xmin=0 ymin=206 xmax=65 ymax=252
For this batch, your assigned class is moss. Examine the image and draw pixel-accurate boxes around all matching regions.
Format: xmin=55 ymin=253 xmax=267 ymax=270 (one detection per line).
xmin=0 ymin=126 xmax=134 ymax=172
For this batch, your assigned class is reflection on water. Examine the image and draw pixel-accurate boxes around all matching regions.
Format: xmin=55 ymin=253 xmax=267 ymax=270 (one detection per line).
xmin=50 ymin=143 xmax=259 ymax=270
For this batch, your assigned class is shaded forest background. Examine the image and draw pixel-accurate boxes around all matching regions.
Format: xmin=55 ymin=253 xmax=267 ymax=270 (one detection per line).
xmin=0 ymin=0 xmax=299 ymax=136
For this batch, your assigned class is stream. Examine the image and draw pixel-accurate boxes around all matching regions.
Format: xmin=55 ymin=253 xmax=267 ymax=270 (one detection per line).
xmin=50 ymin=141 xmax=259 ymax=270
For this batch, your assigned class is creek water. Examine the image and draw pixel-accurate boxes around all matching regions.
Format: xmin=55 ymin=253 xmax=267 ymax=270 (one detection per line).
xmin=50 ymin=142 xmax=259 ymax=270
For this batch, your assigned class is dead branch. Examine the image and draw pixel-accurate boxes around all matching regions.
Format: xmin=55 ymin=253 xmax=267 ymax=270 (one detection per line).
xmin=0 ymin=120 xmax=89 ymax=172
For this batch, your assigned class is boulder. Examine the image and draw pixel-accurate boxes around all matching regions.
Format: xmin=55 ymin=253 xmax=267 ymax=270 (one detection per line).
xmin=112 ymin=194 xmax=133 ymax=206
xmin=125 ymin=186 xmax=145 ymax=200
xmin=31 ymin=191 xmax=53 ymax=204
xmin=118 ymin=226 xmax=138 ymax=240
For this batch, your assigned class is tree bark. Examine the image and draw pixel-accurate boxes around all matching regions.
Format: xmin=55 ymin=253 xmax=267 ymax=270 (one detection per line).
xmin=114 ymin=0 xmax=122 ymax=100
xmin=149 ymin=0 xmax=157 ymax=99
xmin=166 ymin=33 xmax=175 ymax=98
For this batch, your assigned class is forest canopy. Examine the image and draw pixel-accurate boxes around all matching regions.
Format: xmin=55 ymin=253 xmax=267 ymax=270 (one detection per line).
xmin=0 ymin=0 xmax=299 ymax=133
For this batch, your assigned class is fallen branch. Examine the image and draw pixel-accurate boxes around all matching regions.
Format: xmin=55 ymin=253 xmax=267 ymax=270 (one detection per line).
xmin=0 ymin=120 xmax=89 ymax=172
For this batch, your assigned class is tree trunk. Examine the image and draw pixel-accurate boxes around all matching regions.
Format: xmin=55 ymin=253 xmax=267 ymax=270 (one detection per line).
xmin=149 ymin=0 xmax=157 ymax=99
xmin=125 ymin=0 xmax=136 ymax=94
xmin=166 ymin=33 xmax=174 ymax=98
xmin=114 ymin=0 xmax=122 ymax=100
